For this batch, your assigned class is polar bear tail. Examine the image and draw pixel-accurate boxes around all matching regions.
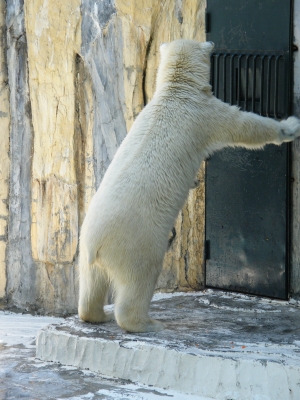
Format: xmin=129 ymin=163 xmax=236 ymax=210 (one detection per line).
xmin=86 ymin=249 xmax=96 ymax=267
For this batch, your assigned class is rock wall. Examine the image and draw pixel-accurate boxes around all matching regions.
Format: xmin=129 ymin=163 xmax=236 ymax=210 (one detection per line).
xmin=0 ymin=0 xmax=206 ymax=314
xmin=5 ymin=0 xmax=36 ymax=309
xmin=26 ymin=0 xmax=81 ymax=265
xmin=0 ymin=2 xmax=10 ymax=299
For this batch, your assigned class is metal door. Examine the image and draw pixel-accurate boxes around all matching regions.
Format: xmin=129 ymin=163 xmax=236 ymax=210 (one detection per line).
xmin=205 ymin=0 xmax=293 ymax=299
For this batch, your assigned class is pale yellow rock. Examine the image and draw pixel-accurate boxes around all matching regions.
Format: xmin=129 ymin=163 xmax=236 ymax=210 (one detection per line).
xmin=31 ymin=176 xmax=78 ymax=263
xmin=116 ymin=0 xmax=206 ymax=126
xmin=24 ymin=0 xmax=81 ymax=263
xmin=0 ymin=2 xmax=10 ymax=298
xmin=0 ymin=242 xmax=6 ymax=297
xmin=74 ymin=56 xmax=96 ymax=226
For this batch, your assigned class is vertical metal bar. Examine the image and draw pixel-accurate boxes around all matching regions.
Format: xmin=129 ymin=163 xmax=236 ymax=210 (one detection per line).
xmin=210 ymin=53 xmax=215 ymax=94
xmin=230 ymin=54 xmax=235 ymax=105
xmin=223 ymin=54 xmax=227 ymax=102
xmin=215 ymin=54 xmax=221 ymax=98
xmin=266 ymin=55 xmax=273 ymax=117
xmin=260 ymin=55 xmax=266 ymax=115
xmin=274 ymin=55 xmax=281 ymax=119
xmin=245 ymin=55 xmax=250 ymax=111
xmin=237 ymin=54 xmax=243 ymax=107
xmin=252 ymin=55 xmax=257 ymax=113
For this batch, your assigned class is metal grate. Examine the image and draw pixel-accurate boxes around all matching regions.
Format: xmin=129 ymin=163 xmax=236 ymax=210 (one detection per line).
xmin=210 ymin=52 xmax=287 ymax=119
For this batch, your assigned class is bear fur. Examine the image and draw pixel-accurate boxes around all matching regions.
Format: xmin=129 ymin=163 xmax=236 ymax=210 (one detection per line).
xmin=78 ymin=39 xmax=300 ymax=332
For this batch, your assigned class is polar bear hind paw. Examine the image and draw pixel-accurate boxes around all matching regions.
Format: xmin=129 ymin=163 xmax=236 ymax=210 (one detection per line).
xmin=79 ymin=310 xmax=114 ymax=324
xmin=119 ymin=318 xmax=165 ymax=333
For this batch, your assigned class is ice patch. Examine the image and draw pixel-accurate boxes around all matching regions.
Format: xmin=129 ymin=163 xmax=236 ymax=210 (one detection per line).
xmin=152 ymin=291 xmax=204 ymax=301
xmin=57 ymin=393 xmax=95 ymax=400
xmin=96 ymin=385 xmax=213 ymax=400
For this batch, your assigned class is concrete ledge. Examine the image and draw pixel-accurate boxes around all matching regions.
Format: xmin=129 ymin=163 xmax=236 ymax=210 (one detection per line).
xmin=36 ymin=290 xmax=300 ymax=399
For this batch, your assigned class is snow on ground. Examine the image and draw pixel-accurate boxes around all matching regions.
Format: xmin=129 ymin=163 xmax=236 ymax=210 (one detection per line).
xmin=0 ymin=311 xmax=64 ymax=347
xmin=0 ymin=310 xmax=215 ymax=400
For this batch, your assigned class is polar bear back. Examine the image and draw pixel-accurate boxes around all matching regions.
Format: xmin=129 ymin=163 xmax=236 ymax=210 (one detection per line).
xmin=80 ymin=40 xmax=230 ymax=264
xmin=81 ymin=96 xmax=203 ymax=260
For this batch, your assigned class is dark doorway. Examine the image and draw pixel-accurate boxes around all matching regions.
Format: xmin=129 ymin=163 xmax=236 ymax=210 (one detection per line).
xmin=205 ymin=0 xmax=293 ymax=299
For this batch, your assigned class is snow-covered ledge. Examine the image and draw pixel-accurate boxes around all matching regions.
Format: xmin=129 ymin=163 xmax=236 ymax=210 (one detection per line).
xmin=36 ymin=290 xmax=300 ymax=400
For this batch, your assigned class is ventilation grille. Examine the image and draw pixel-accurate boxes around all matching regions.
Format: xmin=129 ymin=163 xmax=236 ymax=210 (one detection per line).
xmin=210 ymin=52 xmax=288 ymax=119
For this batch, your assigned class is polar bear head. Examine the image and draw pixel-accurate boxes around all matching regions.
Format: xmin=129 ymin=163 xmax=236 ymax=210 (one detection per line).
xmin=155 ymin=40 xmax=214 ymax=94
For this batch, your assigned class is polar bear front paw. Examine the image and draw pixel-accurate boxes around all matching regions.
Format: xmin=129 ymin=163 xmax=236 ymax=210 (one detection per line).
xmin=279 ymin=117 xmax=300 ymax=143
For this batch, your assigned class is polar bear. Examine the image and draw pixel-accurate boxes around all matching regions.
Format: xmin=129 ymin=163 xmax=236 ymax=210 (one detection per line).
xmin=78 ymin=39 xmax=300 ymax=332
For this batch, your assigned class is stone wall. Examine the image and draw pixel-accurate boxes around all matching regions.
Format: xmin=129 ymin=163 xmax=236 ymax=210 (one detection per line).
xmin=0 ymin=0 xmax=206 ymax=314
xmin=0 ymin=1 xmax=10 ymax=299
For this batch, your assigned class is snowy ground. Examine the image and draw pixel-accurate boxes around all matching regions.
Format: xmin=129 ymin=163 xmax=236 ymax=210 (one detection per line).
xmin=0 ymin=310 xmax=213 ymax=400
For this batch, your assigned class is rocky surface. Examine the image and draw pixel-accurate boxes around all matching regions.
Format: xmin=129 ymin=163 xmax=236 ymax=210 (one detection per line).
xmin=0 ymin=1 xmax=10 ymax=298
xmin=5 ymin=0 xmax=35 ymax=309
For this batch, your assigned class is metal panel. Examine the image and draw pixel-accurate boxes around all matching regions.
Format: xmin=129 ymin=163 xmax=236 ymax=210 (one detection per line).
xmin=206 ymin=146 xmax=288 ymax=298
xmin=205 ymin=0 xmax=293 ymax=299
xmin=210 ymin=52 xmax=288 ymax=118
xmin=206 ymin=0 xmax=291 ymax=52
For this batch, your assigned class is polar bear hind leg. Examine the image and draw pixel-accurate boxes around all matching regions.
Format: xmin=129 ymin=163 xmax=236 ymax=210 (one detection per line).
xmin=78 ymin=256 xmax=114 ymax=323
xmin=113 ymin=260 xmax=164 ymax=333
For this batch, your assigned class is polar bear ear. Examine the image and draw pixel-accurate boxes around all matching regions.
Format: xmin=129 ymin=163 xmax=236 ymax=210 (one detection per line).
xmin=201 ymin=41 xmax=215 ymax=52
xmin=160 ymin=42 xmax=169 ymax=55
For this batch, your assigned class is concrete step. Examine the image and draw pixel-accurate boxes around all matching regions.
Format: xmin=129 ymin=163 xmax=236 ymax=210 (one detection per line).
xmin=36 ymin=289 xmax=300 ymax=400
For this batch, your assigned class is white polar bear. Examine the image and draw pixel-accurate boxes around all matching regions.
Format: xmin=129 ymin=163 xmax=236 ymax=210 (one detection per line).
xmin=78 ymin=39 xmax=300 ymax=332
